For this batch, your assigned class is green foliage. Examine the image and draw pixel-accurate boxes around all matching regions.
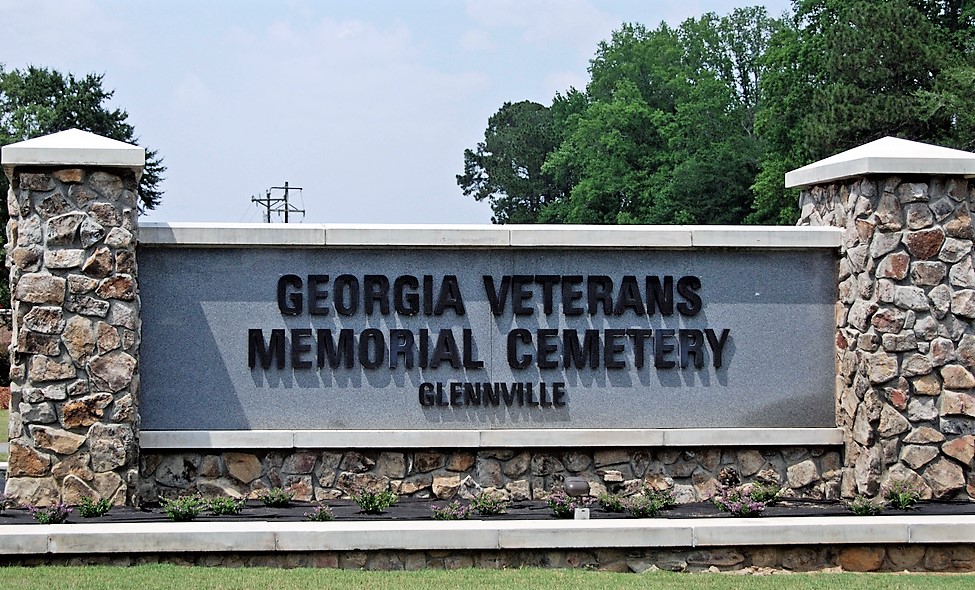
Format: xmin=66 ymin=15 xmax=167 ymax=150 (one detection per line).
xmin=624 ymin=488 xmax=677 ymax=518
xmin=77 ymin=497 xmax=112 ymax=518
xmin=545 ymin=490 xmax=596 ymax=518
xmin=349 ymin=488 xmax=398 ymax=514
xmin=205 ymin=496 xmax=246 ymax=516
xmin=160 ymin=496 xmax=203 ymax=522
xmin=3 ymin=565 xmax=975 ymax=590
xmin=304 ymin=503 xmax=334 ymax=522
xmin=0 ymin=64 xmax=166 ymax=310
xmin=469 ymin=490 xmax=510 ymax=516
xmin=430 ymin=500 xmax=472 ymax=520
xmin=848 ymin=495 xmax=885 ymax=516
xmin=258 ymin=488 xmax=295 ymax=508
xmin=0 ymin=65 xmax=165 ymax=209
xmin=464 ymin=2 xmax=975 ymax=227
xmin=746 ymin=482 xmax=782 ymax=506
xmin=883 ymin=480 xmax=922 ymax=510
xmin=456 ymin=100 xmax=562 ymax=223
xmin=597 ymin=492 xmax=626 ymax=513
xmin=29 ymin=502 xmax=72 ymax=524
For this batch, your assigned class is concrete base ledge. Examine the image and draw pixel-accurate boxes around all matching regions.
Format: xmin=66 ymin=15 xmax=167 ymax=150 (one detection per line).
xmin=139 ymin=222 xmax=843 ymax=249
xmin=1 ymin=515 xmax=971 ymax=556
xmin=139 ymin=428 xmax=845 ymax=450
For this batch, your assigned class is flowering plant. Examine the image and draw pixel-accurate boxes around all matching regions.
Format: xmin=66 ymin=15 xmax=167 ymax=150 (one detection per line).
xmin=624 ymin=488 xmax=676 ymax=518
xmin=545 ymin=489 xmax=595 ymax=518
xmin=304 ymin=503 xmax=334 ymax=521
xmin=29 ymin=502 xmax=73 ymax=524
xmin=712 ymin=486 xmax=766 ymax=517
xmin=431 ymin=500 xmax=472 ymax=520
xmin=469 ymin=490 xmax=509 ymax=516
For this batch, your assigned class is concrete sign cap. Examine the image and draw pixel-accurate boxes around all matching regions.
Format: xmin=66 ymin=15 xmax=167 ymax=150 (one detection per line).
xmin=785 ymin=136 xmax=975 ymax=188
xmin=1 ymin=128 xmax=145 ymax=175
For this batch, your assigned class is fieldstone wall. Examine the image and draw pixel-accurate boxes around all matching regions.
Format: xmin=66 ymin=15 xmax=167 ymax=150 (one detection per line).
xmin=3 ymin=544 xmax=974 ymax=573
xmin=798 ymin=175 xmax=975 ymax=500
xmin=4 ymin=167 xmax=141 ymax=506
xmin=139 ymin=446 xmax=842 ymax=505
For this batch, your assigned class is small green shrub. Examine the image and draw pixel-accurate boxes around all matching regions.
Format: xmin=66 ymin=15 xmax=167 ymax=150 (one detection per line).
xmin=747 ymin=482 xmax=782 ymax=506
xmin=643 ymin=487 xmax=677 ymax=510
xmin=883 ymin=480 xmax=921 ymax=510
xmin=349 ymin=488 xmax=398 ymax=514
xmin=624 ymin=490 xmax=676 ymax=519
xmin=206 ymin=496 xmax=246 ymax=516
xmin=431 ymin=500 xmax=472 ymax=520
xmin=258 ymin=488 xmax=295 ymax=508
xmin=304 ymin=503 xmax=334 ymax=522
xmin=77 ymin=496 xmax=112 ymax=518
xmin=29 ymin=502 xmax=72 ymax=524
xmin=848 ymin=495 xmax=885 ymax=516
xmin=469 ymin=490 xmax=509 ymax=516
xmin=161 ymin=496 xmax=203 ymax=522
xmin=597 ymin=492 xmax=626 ymax=513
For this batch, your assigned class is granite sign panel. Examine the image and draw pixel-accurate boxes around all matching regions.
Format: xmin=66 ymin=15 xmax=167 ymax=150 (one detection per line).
xmin=138 ymin=247 xmax=837 ymax=430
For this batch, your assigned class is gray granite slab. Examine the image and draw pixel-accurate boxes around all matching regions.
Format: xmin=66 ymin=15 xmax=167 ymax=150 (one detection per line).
xmin=138 ymin=247 xmax=837 ymax=431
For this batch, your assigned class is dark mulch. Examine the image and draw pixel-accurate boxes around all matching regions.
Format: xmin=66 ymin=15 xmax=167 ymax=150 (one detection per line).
xmin=2 ymin=498 xmax=973 ymax=525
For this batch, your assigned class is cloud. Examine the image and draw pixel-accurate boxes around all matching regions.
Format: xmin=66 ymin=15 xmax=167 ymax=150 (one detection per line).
xmin=465 ymin=0 xmax=616 ymax=52
xmin=460 ymin=29 xmax=496 ymax=53
xmin=543 ymin=71 xmax=589 ymax=97
xmin=173 ymin=74 xmax=214 ymax=108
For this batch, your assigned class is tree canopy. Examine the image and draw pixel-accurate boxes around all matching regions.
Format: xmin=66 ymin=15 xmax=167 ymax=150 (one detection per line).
xmin=461 ymin=1 xmax=975 ymax=226
xmin=0 ymin=65 xmax=165 ymax=305
xmin=0 ymin=65 xmax=165 ymax=210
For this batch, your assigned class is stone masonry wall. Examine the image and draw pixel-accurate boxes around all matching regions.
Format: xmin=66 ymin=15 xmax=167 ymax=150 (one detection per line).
xmin=139 ymin=446 xmax=842 ymax=505
xmin=4 ymin=167 xmax=141 ymax=506
xmin=799 ymin=175 xmax=975 ymax=500
xmin=4 ymin=544 xmax=975 ymax=573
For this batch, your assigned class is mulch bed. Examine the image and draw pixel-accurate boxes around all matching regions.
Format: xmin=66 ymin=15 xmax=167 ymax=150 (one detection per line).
xmin=2 ymin=498 xmax=974 ymax=525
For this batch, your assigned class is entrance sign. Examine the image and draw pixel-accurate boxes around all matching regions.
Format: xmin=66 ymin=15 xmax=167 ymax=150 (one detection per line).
xmin=139 ymin=243 xmax=837 ymax=431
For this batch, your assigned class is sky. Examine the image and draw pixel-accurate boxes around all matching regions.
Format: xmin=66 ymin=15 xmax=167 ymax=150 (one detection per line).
xmin=2 ymin=0 xmax=792 ymax=225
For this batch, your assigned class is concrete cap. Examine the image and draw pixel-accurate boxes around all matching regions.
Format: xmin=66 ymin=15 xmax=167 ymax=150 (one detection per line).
xmin=785 ymin=136 xmax=975 ymax=188
xmin=1 ymin=128 xmax=145 ymax=176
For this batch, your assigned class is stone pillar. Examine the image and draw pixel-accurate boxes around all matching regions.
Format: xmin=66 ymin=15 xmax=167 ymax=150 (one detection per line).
xmin=1 ymin=129 xmax=144 ymax=506
xmin=793 ymin=137 xmax=975 ymax=500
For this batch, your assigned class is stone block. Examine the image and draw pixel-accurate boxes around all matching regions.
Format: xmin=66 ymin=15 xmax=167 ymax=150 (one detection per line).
xmin=942 ymin=435 xmax=975 ymax=465
xmin=839 ymin=547 xmax=885 ymax=572
xmin=905 ymin=227 xmax=945 ymax=260
xmin=29 ymin=424 xmax=86 ymax=454
xmin=924 ymin=458 xmax=966 ymax=499
xmin=787 ymin=460 xmax=819 ymax=488
xmin=942 ymin=364 xmax=975 ymax=389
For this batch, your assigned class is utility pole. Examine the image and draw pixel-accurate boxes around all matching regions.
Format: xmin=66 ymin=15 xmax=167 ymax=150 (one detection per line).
xmin=250 ymin=181 xmax=305 ymax=223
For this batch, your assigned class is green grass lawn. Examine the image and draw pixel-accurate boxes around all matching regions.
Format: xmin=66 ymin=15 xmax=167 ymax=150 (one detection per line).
xmin=0 ymin=566 xmax=971 ymax=590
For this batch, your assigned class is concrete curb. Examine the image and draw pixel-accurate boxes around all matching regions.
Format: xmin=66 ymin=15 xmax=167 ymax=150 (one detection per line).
xmin=1 ymin=515 xmax=972 ymax=556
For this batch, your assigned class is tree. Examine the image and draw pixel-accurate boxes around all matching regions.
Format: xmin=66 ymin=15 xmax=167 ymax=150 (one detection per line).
xmin=0 ymin=65 xmax=165 ymax=210
xmin=456 ymin=101 xmax=561 ymax=224
xmin=750 ymin=0 xmax=975 ymax=223
xmin=0 ymin=65 xmax=165 ymax=304
xmin=541 ymin=11 xmax=778 ymax=225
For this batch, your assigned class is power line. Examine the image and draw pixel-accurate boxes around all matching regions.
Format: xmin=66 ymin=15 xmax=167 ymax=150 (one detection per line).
xmin=251 ymin=181 xmax=305 ymax=223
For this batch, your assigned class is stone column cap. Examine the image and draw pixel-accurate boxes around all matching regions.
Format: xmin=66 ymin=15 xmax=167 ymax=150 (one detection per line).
xmin=2 ymin=128 xmax=145 ymax=178
xmin=786 ymin=136 xmax=975 ymax=188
